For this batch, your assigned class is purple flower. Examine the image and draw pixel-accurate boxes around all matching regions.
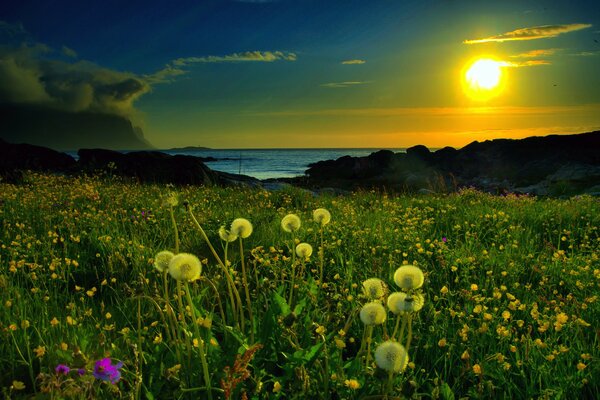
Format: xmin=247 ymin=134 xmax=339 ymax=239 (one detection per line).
xmin=92 ymin=358 xmax=123 ymax=384
xmin=55 ymin=364 xmax=70 ymax=375
xmin=77 ymin=368 xmax=86 ymax=376
xmin=442 ymin=237 xmax=447 ymax=243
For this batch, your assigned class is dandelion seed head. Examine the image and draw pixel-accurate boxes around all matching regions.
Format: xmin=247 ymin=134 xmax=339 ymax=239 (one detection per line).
xmin=154 ymin=250 xmax=174 ymax=273
xmin=362 ymin=278 xmax=386 ymax=299
xmin=393 ymin=265 xmax=424 ymax=290
xmin=281 ymin=214 xmax=301 ymax=233
xmin=313 ymin=208 xmax=331 ymax=226
xmin=168 ymin=253 xmax=202 ymax=282
xmin=387 ymin=292 xmax=425 ymax=314
xmin=359 ymin=302 xmax=387 ymax=325
xmin=375 ymin=341 xmax=409 ymax=372
xmin=230 ymin=218 xmax=253 ymax=239
xmin=218 ymin=226 xmax=238 ymax=242
xmin=295 ymin=243 xmax=313 ymax=258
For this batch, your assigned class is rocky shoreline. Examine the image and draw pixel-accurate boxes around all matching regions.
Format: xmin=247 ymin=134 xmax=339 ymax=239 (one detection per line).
xmin=2 ymin=131 xmax=600 ymax=197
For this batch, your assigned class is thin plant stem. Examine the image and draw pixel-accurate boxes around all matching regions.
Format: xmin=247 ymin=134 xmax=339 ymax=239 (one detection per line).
xmin=136 ymin=298 xmax=143 ymax=400
xmin=364 ymin=325 xmax=374 ymax=372
xmin=405 ymin=314 xmax=413 ymax=354
xmin=239 ymin=238 xmax=255 ymax=343
xmin=223 ymin=242 xmax=238 ymax=325
xmin=183 ymin=281 xmax=213 ymax=400
xmin=391 ymin=314 xmax=402 ymax=340
xmin=199 ymin=276 xmax=226 ymax=325
xmin=175 ymin=280 xmax=193 ymax=374
xmin=188 ymin=207 xmax=244 ymax=330
xmin=319 ymin=227 xmax=324 ymax=282
xmin=288 ymin=237 xmax=297 ymax=305
xmin=397 ymin=314 xmax=408 ymax=344
xmin=169 ymin=206 xmax=179 ymax=254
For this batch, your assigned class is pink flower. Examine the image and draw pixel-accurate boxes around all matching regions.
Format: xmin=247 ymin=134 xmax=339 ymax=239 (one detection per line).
xmin=92 ymin=358 xmax=123 ymax=384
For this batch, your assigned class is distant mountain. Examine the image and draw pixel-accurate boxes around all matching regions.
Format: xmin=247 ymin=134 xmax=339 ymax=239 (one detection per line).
xmin=167 ymin=146 xmax=213 ymax=151
xmin=0 ymin=104 xmax=153 ymax=151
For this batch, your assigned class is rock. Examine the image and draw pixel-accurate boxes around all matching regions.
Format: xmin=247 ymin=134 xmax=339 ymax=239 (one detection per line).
xmin=77 ymin=148 xmax=261 ymax=187
xmin=0 ymin=138 xmax=76 ymax=183
xmin=303 ymin=131 xmax=600 ymax=196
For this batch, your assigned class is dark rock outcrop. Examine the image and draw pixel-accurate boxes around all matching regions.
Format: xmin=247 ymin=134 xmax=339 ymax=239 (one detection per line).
xmin=0 ymin=139 xmax=76 ymax=183
xmin=305 ymin=131 xmax=600 ymax=195
xmin=77 ymin=148 xmax=260 ymax=187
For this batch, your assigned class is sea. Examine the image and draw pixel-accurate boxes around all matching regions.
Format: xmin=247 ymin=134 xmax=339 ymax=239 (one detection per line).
xmin=67 ymin=148 xmax=407 ymax=180
xmin=162 ymin=148 xmax=406 ymax=180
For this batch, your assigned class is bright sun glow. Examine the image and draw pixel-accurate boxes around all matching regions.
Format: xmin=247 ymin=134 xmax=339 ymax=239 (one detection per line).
xmin=463 ymin=58 xmax=506 ymax=101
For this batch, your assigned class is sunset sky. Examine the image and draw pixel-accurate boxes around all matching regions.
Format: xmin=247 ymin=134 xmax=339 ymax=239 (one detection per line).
xmin=1 ymin=0 xmax=600 ymax=149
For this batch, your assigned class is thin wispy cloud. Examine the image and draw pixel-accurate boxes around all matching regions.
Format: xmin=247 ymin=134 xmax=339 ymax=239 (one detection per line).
xmin=320 ymin=81 xmax=370 ymax=88
xmin=341 ymin=59 xmax=366 ymax=65
xmin=570 ymin=50 xmax=600 ymax=56
xmin=510 ymin=48 xmax=559 ymax=58
xmin=464 ymin=23 xmax=592 ymax=44
xmin=61 ymin=45 xmax=77 ymax=58
xmin=503 ymin=59 xmax=551 ymax=67
xmin=147 ymin=51 xmax=297 ymax=83
xmin=172 ymin=51 xmax=296 ymax=66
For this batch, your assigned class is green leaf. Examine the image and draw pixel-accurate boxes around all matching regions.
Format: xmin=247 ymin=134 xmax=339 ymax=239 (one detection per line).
xmin=440 ymin=382 xmax=455 ymax=400
xmin=272 ymin=292 xmax=291 ymax=316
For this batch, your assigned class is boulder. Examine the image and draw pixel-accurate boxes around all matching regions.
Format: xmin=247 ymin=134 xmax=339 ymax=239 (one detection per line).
xmin=0 ymin=138 xmax=76 ymax=183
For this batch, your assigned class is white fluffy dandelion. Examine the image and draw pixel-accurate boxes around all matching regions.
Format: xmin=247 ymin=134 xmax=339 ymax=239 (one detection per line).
xmin=393 ymin=265 xmax=424 ymax=290
xmin=387 ymin=292 xmax=425 ymax=314
xmin=362 ymin=278 xmax=386 ymax=299
xmin=375 ymin=341 xmax=409 ymax=372
xmin=154 ymin=250 xmax=174 ymax=273
xmin=230 ymin=218 xmax=253 ymax=239
xmin=360 ymin=302 xmax=387 ymax=326
xmin=218 ymin=226 xmax=238 ymax=242
xmin=295 ymin=243 xmax=313 ymax=259
xmin=168 ymin=253 xmax=202 ymax=282
xmin=313 ymin=208 xmax=331 ymax=226
xmin=281 ymin=214 xmax=301 ymax=233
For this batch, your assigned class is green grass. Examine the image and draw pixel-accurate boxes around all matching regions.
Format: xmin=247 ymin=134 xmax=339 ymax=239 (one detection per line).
xmin=1 ymin=172 xmax=598 ymax=399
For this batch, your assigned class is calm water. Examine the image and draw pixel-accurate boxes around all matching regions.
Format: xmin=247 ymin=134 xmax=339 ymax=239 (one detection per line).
xmin=162 ymin=148 xmax=406 ymax=180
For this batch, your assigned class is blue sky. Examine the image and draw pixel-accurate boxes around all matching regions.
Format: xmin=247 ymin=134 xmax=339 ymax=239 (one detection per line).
xmin=1 ymin=0 xmax=600 ymax=148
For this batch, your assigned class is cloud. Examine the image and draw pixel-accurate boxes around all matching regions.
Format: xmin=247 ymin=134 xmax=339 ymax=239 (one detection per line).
xmin=570 ymin=50 xmax=600 ymax=56
xmin=510 ymin=48 xmax=560 ymax=58
xmin=0 ymin=22 xmax=150 ymax=118
xmin=464 ymin=23 xmax=592 ymax=44
xmin=61 ymin=46 xmax=77 ymax=58
xmin=320 ymin=81 xmax=370 ymax=88
xmin=502 ymin=59 xmax=551 ymax=67
xmin=341 ymin=59 xmax=366 ymax=65
xmin=172 ymin=51 xmax=296 ymax=66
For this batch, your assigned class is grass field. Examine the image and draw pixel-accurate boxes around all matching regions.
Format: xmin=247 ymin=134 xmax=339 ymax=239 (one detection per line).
xmin=1 ymin=172 xmax=598 ymax=399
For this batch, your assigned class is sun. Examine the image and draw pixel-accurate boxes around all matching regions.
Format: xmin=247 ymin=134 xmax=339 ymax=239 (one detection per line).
xmin=462 ymin=58 xmax=506 ymax=101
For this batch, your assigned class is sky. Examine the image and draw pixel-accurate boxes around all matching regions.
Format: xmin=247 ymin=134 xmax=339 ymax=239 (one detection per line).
xmin=1 ymin=0 xmax=600 ymax=149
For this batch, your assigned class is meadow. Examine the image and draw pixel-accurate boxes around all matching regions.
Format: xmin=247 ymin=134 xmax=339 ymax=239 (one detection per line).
xmin=0 ymin=172 xmax=598 ymax=399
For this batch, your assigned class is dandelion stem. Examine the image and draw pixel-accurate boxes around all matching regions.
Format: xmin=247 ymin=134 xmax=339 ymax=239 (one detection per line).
xmin=319 ymin=227 xmax=324 ymax=282
xmin=136 ymin=298 xmax=143 ymax=400
xmin=169 ymin=206 xmax=179 ymax=254
xmin=397 ymin=314 xmax=408 ymax=345
xmin=405 ymin=314 xmax=413 ymax=355
xmin=288 ymin=237 xmax=297 ymax=306
xmin=392 ymin=314 xmax=402 ymax=340
xmin=183 ymin=282 xmax=213 ymax=400
xmin=175 ymin=281 xmax=193 ymax=374
xmin=188 ymin=207 xmax=244 ymax=330
xmin=239 ymin=238 xmax=255 ymax=343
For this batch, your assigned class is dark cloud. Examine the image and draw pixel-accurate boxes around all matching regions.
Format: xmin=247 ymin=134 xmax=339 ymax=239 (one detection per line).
xmin=0 ymin=21 xmax=149 ymax=119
